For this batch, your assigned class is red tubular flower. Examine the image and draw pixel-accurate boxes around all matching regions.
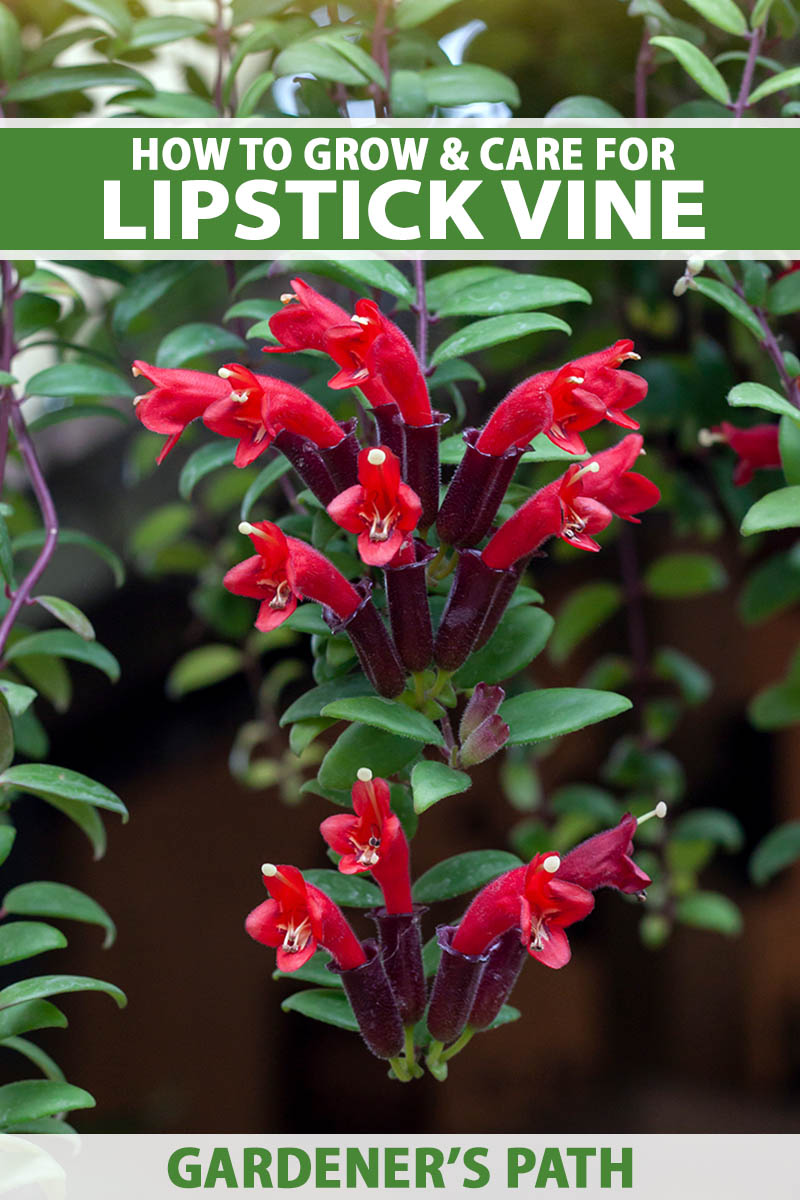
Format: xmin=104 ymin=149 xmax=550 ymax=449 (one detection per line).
xmin=245 ymin=863 xmax=365 ymax=973
xmin=327 ymin=446 xmax=422 ymax=567
xmin=482 ymin=433 xmax=660 ymax=569
xmin=702 ymin=421 xmax=781 ymax=486
xmin=559 ymin=804 xmax=666 ymax=896
xmin=452 ymin=854 xmax=594 ymax=970
xmin=203 ymin=364 xmax=344 ymax=468
xmin=320 ymin=768 xmax=413 ymax=914
xmin=132 ymin=361 xmax=228 ymax=463
xmin=224 ymin=520 xmax=361 ymax=631
xmin=325 ymin=299 xmax=433 ymax=426
xmin=476 ymin=340 xmax=647 ymax=458
xmin=267 ymin=277 xmax=352 ymax=354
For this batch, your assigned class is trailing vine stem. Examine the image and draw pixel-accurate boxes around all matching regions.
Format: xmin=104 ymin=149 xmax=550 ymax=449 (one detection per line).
xmin=729 ymin=274 xmax=798 ymax=405
xmin=413 ymin=260 xmax=429 ymax=373
xmin=732 ymin=24 xmax=766 ymax=121
xmin=370 ymin=0 xmax=392 ymax=117
xmin=634 ymin=29 xmax=654 ymax=119
xmin=0 ymin=261 xmax=60 ymax=658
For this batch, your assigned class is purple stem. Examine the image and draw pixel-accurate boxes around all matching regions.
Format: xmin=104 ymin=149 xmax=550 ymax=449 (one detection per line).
xmin=0 ymin=261 xmax=16 ymax=496
xmin=730 ymin=276 xmax=797 ymax=404
xmin=413 ymin=260 xmax=429 ymax=373
xmin=634 ymin=30 xmax=653 ymax=120
xmin=370 ymin=0 xmax=391 ymax=116
xmin=213 ymin=0 xmax=228 ymax=117
xmin=733 ymin=26 xmax=765 ymax=120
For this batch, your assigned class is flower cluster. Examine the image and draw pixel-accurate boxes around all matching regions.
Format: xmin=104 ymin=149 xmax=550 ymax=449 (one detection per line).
xmin=132 ymin=276 xmax=663 ymax=1078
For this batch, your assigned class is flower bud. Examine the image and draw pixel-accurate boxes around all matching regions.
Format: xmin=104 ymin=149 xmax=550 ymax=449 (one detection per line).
xmin=459 ymin=713 xmax=510 ymax=768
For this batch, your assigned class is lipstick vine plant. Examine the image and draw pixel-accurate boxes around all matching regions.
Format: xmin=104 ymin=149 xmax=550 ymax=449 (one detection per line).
xmin=0 ymin=261 xmax=127 ymax=1131
xmin=127 ymin=258 xmax=696 ymax=1081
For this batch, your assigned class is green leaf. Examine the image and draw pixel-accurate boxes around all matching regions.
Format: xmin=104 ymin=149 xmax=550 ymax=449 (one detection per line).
xmin=394 ymin=0 xmax=463 ymax=29
xmin=0 ymin=682 xmax=36 ymax=717
xmin=412 ymin=850 xmax=522 ymax=903
xmin=550 ymin=783 xmax=619 ymax=823
xmin=500 ymin=688 xmax=632 ymax=745
xmin=430 ymin=313 xmax=570 ymax=367
xmin=113 ymin=262 xmax=201 ymax=338
xmin=0 ymin=695 xmax=12 ymax=774
xmin=35 ymin=596 xmax=94 ymax=641
xmin=317 ymin=725 xmax=421 ymax=793
xmin=11 ymin=528 xmax=125 ymax=587
xmin=768 ymin=269 xmax=800 ymax=316
xmin=166 ymin=645 xmax=245 ymax=698
xmin=645 ymin=552 xmax=728 ymax=598
xmin=314 ymin=33 xmax=387 ymax=89
xmin=26 ymin=363 xmax=134 ymax=400
xmin=0 ymin=974 xmax=126 ymax=1011
xmin=676 ymin=891 xmax=743 ymax=936
xmin=283 ymin=259 xmax=414 ymax=303
xmin=0 ymin=1080 xmax=94 ymax=1127
xmin=40 ymin=793 xmax=107 ymax=861
xmin=728 ymin=381 xmax=800 ymax=424
xmin=389 ymin=68 xmax=429 ymax=117
xmin=0 ymin=3 xmax=22 ymax=82
xmin=0 ymin=922 xmax=67 ymax=967
xmin=156 ymin=323 xmax=245 ymax=369
xmin=0 ymin=1037 xmax=64 ymax=1082
xmin=0 ymin=764 xmax=126 ymax=819
xmin=236 ymin=71 xmax=276 ymax=117
xmin=673 ymin=809 xmax=744 ymax=852
xmin=681 ymin=0 xmax=748 ymax=35
xmin=750 ymin=820 xmax=800 ymax=884
xmin=739 ymin=548 xmax=800 ymax=623
xmin=116 ymin=91 xmax=219 ymax=118
xmin=691 ymin=278 xmax=763 ymax=339
xmin=454 ymin=606 xmax=553 ymax=688
xmin=748 ymin=647 xmax=800 ymax=727
xmin=281 ymin=677 xmax=374 ymax=725
xmin=0 ymin=515 xmax=15 ymax=590
xmin=751 ymin=0 xmax=776 ymax=24
xmin=748 ymin=65 xmax=800 ymax=104
xmin=120 ymin=15 xmax=207 ymax=50
xmin=178 ymin=442 xmax=237 ymax=500
xmin=241 ymin=455 xmax=290 ymax=520
xmin=130 ymin=503 xmax=194 ymax=557
xmin=549 ymin=583 xmax=622 ymax=664
xmin=66 ymin=0 xmax=132 ymax=35
xmin=273 ymin=949 xmax=342 ymax=988
xmin=0 ymin=1000 xmax=67 ymax=1040
xmin=320 ymin=697 xmax=444 ymax=746
xmin=273 ymin=40 xmax=369 ymax=85
xmin=281 ymin=988 xmax=357 ymax=1031
xmin=6 ymin=631 xmax=120 ymax=683
xmin=411 ymin=760 xmax=471 ymax=814
xmin=546 ymin=95 xmax=623 ymax=117
xmin=432 ymin=274 xmax=591 ymax=318
xmin=302 ymin=869 xmax=381 ymax=908
xmin=0 ymin=825 xmax=16 ymax=866
xmin=420 ymin=64 xmax=520 ymax=107
xmin=649 ymin=37 xmax=732 ymax=104
xmin=6 ymin=64 xmax=151 ymax=101
xmin=741 ymin=486 xmax=800 ymax=535
xmin=2 ymin=883 xmax=116 ymax=949
xmin=426 ymin=267 xmax=511 ymax=312
xmin=780 ymin=414 xmax=800 ymax=484
xmin=653 ymin=646 xmax=712 ymax=704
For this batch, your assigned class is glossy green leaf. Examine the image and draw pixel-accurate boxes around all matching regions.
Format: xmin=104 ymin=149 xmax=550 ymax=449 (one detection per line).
xmin=315 ymin=33 xmax=386 ymax=89
xmin=6 ymin=631 xmax=120 ymax=683
xmin=0 ymin=1000 xmax=67 ymax=1040
xmin=317 ymin=725 xmax=421 ymax=793
xmin=681 ymin=0 xmax=748 ymax=35
xmin=0 ymin=974 xmax=126 ymax=1011
xmin=420 ymin=63 xmax=520 ymax=107
xmin=430 ymin=313 xmax=570 ymax=367
xmin=236 ymin=456 xmax=289 ymax=519
xmin=5 ymin=65 xmax=151 ymax=101
xmin=26 ymin=363 xmax=134 ymax=400
xmin=0 ymin=922 xmax=67 ymax=967
xmin=500 ymin=688 xmax=632 ymax=745
xmin=302 ymin=869 xmax=381 ymax=908
xmin=779 ymin=414 xmax=800 ymax=484
xmin=273 ymin=949 xmax=342 ymax=988
xmin=236 ymin=71 xmax=277 ymax=117
xmin=676 ymin=891 xmax=743 ymax=936
xmin=178 ymin=442 xmax=237 ymax=500
xmin=113 ymin=262 xmax=202 ymax=338
xmin=2 ymin=883 xmax=116 ymax=948
xmin=425 ymin=267 xmax=511 ymax=312
xmin=389 ymin=68 xmax=429 ymax=117
xmin=749 ymin=665 xmax=800 ymax=728
xmin=645 ymin=552 xmax=728 ymax=598
xmin=411 ymin=760 xmax=471 ymax=814
xmin=728 ymin=381 xmax=800 ymax=424
xmin=0 ymin=1080 xmax=94 ymax=1127
xmin=281 ymin=988 xmax=357 ymax=1031
xmin=116 ymin=91 xmax=219 ymax=118
xmin=673 ymin=808 xmax=744 ymax=852
xmin=0 ymin=696 xmax=12 ymax=774
xmin=0 ymin=513 xmax=14 ymax=591
xmin=653 ymin=646 xmax=712 ymax=704
xmin=40 ymin=793 xmax=107 ymax=860
xmin=1 ymin=1037 xmax=64 ymax=1082
xmin=13 ymin=529 xmax=124 ymax=589
xmin=34 ymin=596 xmax=94 ymax=641
xmin=412 ymin=850 xmax=522 ymax=903
xmin=67 ymin=0 xmax=132 ymax=34
xmin=549 ymin=582 xmax=622 ymax=664
xmin=768 ymin=269 xmax=800 ymax=316
xmin=740 ymin=548 xmax=800 ymax=623
xmin=550 ymin=783 xmax=619 ymax=823
xmin=0 ymin=3 xmax=22 ymax=82
xmin=748 ymin=65 xmax=800 ymax=104
xmin=0 ymin=682 xmax=36 ymax=718
xmin=0 ymin=764 xmax=126 ymax=819
xmin=432 ymin=274 xmax=590 ymax=318
xmin=454 ymin=606 xmax=554 ymax=688
xmin=691 ymin=278 xmax=764 ymax=340
xmin=751 ymin=0 xmax=776 ymax=24
xmin=321 ymin=697 xmax=444 ymax=746
xmin=282 ymin=259 xmax=414 ymax=302
xmin=130 ymin=503 xmax=194 ymax=557
xmin=284 ymin=605 xmax=333 ymax=635
xmin=741 ymin=486 xmax=800 ymax=535
xmin=166 ymin=645 xmax=245 ymax=698
xmin=156 ymin=323 xmax=245 ymax=369
xmin=0 ymin=826 xmax=16 ymax=867
xmin=280 ymin=677 xmax=374 ymax=725
xmin=120 ymin=15 xmax=207 ymax=50
xmin=273 ymin=40 xmax=369 ymax=85
xmin=750 ymin=820 xmax=800 ymax=883
xmin=546 ymin=95 xmax=623 ymax=117
xmin=394 ymin=0 xmax=463 ymax=28
xmin=649 ymin=37 xmax=731 ymax=104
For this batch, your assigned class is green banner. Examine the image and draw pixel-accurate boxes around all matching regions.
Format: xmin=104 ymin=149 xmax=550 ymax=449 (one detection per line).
xmin=1 ymin=120 xmax=797 ymax=256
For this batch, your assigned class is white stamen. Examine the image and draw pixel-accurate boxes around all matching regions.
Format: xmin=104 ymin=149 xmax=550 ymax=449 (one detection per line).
xmin=698 ymin=428 xmax=725 ymax=447
xmin=565 ymin=374 xmax=585 ymax=385
xmin=356 ymin=767 xmax=373 ymax=783
xmin=637 ymin=802 xmax=668 ymax=827
xmin=573 ymin=461 xmax=601 ymax=483
xmin=351 ymin=315 xmax=370 ymax=326
xmin=542 ymin=854 xmax=561 ymax=874
xmin=261 ymin=862 xmax=278 ymax=877
xmin=218 ymin=367 xmax=234 ymax=379
xmin=367 ymin=448 xmax=386 ymax=467
xmin=239 ymin=521 xmax=268 ymax=541
xmin=229 ymin=390 xmax=248 ymax=404
xmin=132 ymin=396 xmax=141 ymax=407
xmin=624 ymin=352 xmax=641 ymax=361
xmin=280 ymin=292 xmax=296 ymax=304
xmin=132 ymin=366 xmax=142 ymax=378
